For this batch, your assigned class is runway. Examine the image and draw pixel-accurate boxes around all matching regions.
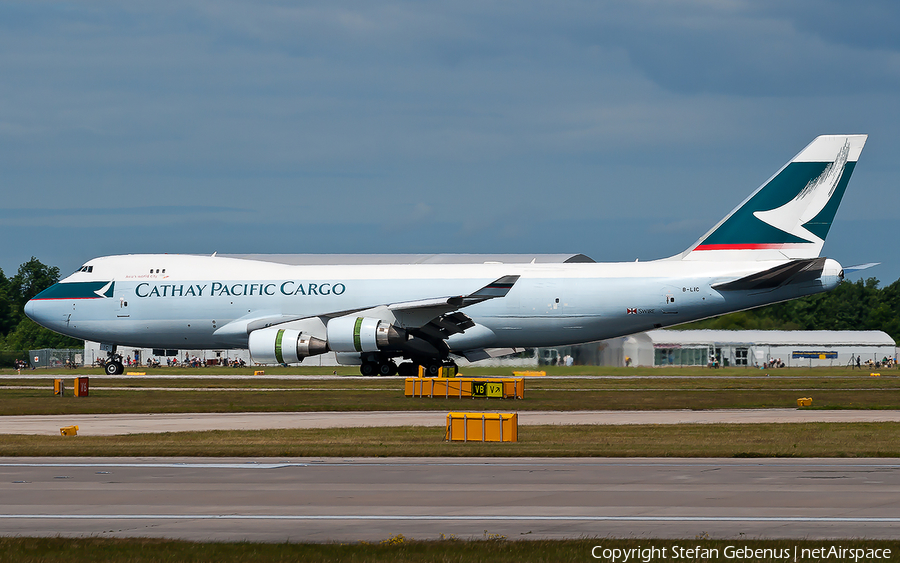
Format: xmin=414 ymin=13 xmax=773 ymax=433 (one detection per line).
xmin=3 ymin=409 xmax=900 ymax=435
xmin=1 ymin=457 xmax=898 ymax=541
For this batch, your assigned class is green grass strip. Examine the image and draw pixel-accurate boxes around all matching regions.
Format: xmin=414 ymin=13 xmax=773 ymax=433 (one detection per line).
xmin=0 ymin=537 xmax=898 ymax=563
xmin=3 ymin=423 xmax=900 ymax=458
xmin=3 ymin=386 xmax=900 ymax=415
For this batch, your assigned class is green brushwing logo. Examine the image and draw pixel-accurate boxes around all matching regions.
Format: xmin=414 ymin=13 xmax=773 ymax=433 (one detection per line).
xmin=697 ymin=140 xmax=854 ymax=250
xmin=31 ymin=281 xmax=115 ymax=300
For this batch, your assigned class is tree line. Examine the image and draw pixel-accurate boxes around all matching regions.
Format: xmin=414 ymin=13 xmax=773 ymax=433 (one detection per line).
xmin=0 ymin=257 xmax=82 ymax=353
xmin=680 ymin=276 xmax=900 ymax=344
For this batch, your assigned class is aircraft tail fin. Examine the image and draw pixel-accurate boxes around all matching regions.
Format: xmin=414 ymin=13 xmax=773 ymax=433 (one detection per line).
xmin=678 ymin=134 xmax=867 ymax=262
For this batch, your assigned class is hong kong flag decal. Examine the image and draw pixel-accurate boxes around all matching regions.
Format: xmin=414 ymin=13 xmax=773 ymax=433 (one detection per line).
xmin=626 ymin=308 xmax=637 ymax=315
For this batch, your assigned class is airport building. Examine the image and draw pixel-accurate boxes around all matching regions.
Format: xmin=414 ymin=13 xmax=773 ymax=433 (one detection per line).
xmin=569 ymin=330 xmax=897 ymax=368
xmin=83 ymin=329 xmax=896 ymax=369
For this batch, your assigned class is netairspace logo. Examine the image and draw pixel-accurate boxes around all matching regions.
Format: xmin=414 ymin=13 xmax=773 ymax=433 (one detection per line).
xmin=590 ymin=545 xmax=892 ymax=562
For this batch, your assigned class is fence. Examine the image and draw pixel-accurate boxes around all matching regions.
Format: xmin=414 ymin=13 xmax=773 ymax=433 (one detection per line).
xmin=28 ymin=348 xmax=84 ymax=369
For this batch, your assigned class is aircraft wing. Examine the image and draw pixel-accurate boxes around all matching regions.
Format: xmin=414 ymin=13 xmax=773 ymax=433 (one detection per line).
xmin=215 ymin=275 xmax=520 ymax=345
xmin=385 ymin=275 xmax=519 ymax=328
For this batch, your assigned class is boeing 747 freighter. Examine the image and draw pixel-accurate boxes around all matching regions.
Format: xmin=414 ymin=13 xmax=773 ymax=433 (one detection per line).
xmin=26 ymin=135 xmax=866 ymax=376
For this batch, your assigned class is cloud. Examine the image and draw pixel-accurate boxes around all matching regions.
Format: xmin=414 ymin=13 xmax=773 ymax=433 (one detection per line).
xmin=0 ymin=0 xmax=897 ymax=282
xmin=0 ymin=206 xmax=246 ymax=227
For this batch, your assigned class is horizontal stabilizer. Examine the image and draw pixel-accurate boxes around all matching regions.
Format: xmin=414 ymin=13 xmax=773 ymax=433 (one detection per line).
xmin=712 ymin=257 xmax=826 ymax=292
xmin=843 ymin=262 xmax=880 ymax=274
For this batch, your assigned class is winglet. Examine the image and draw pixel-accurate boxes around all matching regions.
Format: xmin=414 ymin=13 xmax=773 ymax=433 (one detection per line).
xmin=467 ymin=275 xmax=520 ymax=299
xmin=445 ymin=275 xmax=521 ymax=308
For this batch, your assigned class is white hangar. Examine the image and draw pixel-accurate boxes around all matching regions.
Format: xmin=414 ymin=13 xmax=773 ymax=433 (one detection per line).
xmin=583 ymin=330 xmax=897 ymax=368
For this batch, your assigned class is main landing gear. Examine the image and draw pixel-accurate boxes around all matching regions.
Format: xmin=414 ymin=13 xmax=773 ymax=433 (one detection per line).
xmin=360 ymin=359 xmax=457 ymax=377
xmin=360 ymin=360 xmax=398 ymax=377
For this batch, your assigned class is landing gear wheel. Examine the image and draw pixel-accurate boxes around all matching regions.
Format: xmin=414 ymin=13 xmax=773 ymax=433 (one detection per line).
xmin=423 ymin=362 xmax=441 ymax=377
xmin=378 ymin=361 xmax=397 ymax=377
xmin=360 ymin=362 xmax=377 ymax=377
xmin=105 ymin=361 xmax=124 ymax=375
xmin=397 ymin=362 xmax=416 ymax=378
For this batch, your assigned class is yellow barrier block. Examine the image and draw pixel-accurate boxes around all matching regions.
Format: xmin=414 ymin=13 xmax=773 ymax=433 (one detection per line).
xmin=60 ymin=425 xmax=78 ymax=436
xmin=871 ymin=373 xmax=881 ymax=377
xmin=513 ymin=370 xmax=546 ymax=377
xmin=405 ymin=378 xmax=473 ymax=398
xmin=503 ymin=379 xmax=525 ymax=399
xmin=797 ymin=397 xmax=813 ymax=407
xmin=446 ymin=412 xmax=517 ymax=442
xmin=53 ymin=379 xmax=64 ymax=396
xmin=405 ymin=378 xmax=524 ymax=399
xmin=254 ymin=370 xmax=265 ymax=376
xmin=126 ymin=372 xmax=146 ymax=375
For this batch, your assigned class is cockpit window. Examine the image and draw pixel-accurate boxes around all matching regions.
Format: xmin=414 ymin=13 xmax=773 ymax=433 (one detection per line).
xmin=77 ymin=265 xmax=93 ymax=273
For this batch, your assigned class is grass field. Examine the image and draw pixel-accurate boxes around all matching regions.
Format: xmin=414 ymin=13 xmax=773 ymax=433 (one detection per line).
xmin=3 ymin=366 xmax=899 ymax=457
xmin=2 ymin=537 xmax=897 ymax=563
xmin=2 ymin=366 xmax=899 ymax=415
xmin=3 ymin=422 xmax=899 ymax=457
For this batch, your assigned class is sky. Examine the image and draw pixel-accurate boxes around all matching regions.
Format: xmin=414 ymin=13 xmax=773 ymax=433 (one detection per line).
xmin=1 ymin=1 xmax=898 ymax=284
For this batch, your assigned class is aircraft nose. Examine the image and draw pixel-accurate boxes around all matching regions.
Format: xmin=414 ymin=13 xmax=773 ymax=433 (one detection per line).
xmin=24 ymin=298 xmax=37 ymax=321
xmin=24 ymin=289 xmax=56 ymax=328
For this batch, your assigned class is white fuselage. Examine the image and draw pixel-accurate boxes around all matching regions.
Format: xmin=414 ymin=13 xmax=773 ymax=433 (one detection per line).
xmin=25 ymin=253 xmax=844 ymax=352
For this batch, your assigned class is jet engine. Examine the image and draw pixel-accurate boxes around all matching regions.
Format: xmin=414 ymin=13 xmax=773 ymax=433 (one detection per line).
xmin=326 ymin=316 xmax=407 ymax=353
xmin=248 ymin=327 xmax=328 ymax=365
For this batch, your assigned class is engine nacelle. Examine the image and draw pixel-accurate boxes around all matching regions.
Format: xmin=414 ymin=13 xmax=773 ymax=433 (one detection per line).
xmin=326 ymin=316 xmax=407 ymax=353
xmin=248 ymin=327 xmax=328 ymax=365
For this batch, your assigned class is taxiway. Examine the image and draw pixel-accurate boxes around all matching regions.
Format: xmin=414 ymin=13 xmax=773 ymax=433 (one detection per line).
xmin=2 ymin=457 xmax=898 ymax=541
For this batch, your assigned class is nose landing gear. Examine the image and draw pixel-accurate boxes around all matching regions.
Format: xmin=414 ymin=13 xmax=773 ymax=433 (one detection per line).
xmin=101 ymin=345 xmax=124 ymax=375
xmin=104 ymin=360 xmax=124 ymax=375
